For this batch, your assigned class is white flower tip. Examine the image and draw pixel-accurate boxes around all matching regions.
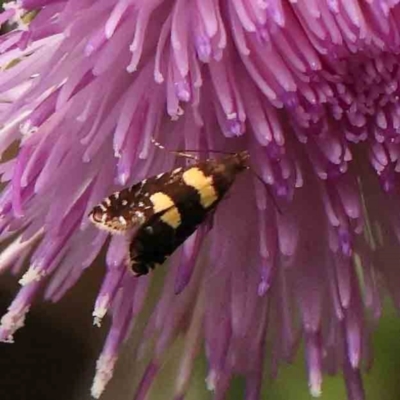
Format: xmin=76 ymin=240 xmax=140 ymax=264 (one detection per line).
xmin=1 ymin=336 xmax=15 ymax=344
xmin=93 ymin=295 xmax=110 ymax=327
xmin=309 ymin=373 xmax=322 ymax=397
xmin=258 ymin=280 xmax=269 ymax=296
xmin=0 ymin=305 xmax=29 ymax=342
xmin=350 ymin=352 xmax=360 ymax=369
xmin=154 ymin=72 xmax=164 ymax=83
xmin=118 ymin=172 xmax=128 ymax=186
xmin=227 ymin=112 xmax=238 ymax=120
xmin=91 ymin=379 xmax=105 ymax=399
xmin=138 ymin=150 xmax=148 ymax=160
xmin=310 ymin=384 xmax=322 ymax=398
xmin=91 ymin=354 xmax=116 ymax=398
xmin=0 ymin=325 xmax=16 ymax=343
xmin=126 ymin=64 xmax=137 ymax=73
xmin=105 ymin=23 xmax=116 ymax=40
xmin=205 ymin=370 xmax=217 ymax=391
xmin=19 ymin=266 xmax=46 ymax=286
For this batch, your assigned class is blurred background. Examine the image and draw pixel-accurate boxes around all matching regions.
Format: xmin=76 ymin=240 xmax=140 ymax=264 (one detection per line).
xmin=1 ymin=263 xmax=400 ymax=400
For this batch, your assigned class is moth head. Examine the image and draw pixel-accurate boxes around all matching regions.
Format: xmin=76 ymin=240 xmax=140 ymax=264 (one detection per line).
xmin=89 ymin=191 xmax=145 ymax=233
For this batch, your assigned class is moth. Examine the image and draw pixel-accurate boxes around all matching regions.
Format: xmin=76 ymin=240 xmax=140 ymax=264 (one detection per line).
xmin=89 ymin=150 xmax=249 ymax=276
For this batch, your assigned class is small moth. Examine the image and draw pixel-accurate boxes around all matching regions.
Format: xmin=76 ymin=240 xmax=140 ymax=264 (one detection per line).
xmin=89 ymin=151 xmax=249 ymax=276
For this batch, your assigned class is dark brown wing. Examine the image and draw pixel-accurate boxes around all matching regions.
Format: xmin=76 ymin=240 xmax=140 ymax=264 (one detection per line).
xmin=88 ymin=166 xmax=186 ymax=233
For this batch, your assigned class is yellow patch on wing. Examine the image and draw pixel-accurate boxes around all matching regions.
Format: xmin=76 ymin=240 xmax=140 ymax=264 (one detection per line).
xmin=150 ymin=192 xmax=181 ymax=228
xmin=160 ymin=207 xmax=181 ymax=228
xmin=150 ymin=192 xmax=175 ymax=213
xmin=182 ymin=167 xmax=218 ymax=208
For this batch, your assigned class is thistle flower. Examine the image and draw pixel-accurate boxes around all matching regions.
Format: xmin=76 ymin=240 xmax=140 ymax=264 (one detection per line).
xmin=0 ymin=1 xmax=399 ymax=399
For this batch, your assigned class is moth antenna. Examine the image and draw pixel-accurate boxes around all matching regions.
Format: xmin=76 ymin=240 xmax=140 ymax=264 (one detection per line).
xmin=151 ymin=137 xmax=199 ymax=161
xmin=174 ymin=148 xmax=236 ymax=156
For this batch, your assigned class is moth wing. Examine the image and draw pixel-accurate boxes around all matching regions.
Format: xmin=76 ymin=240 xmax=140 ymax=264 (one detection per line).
xmin=89 ymin=169 xmax=184 ymax=233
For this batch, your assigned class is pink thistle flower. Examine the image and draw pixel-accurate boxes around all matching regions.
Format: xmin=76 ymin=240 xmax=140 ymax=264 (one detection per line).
xmin=0 ymin=1 xmax=399 ymax=399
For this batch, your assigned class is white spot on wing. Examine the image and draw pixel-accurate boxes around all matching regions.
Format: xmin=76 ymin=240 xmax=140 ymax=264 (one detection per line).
xmin=134 ymin=211 xmax=145 ymax=224
xmin=173 ymin=167 xmax=182 ymax=174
